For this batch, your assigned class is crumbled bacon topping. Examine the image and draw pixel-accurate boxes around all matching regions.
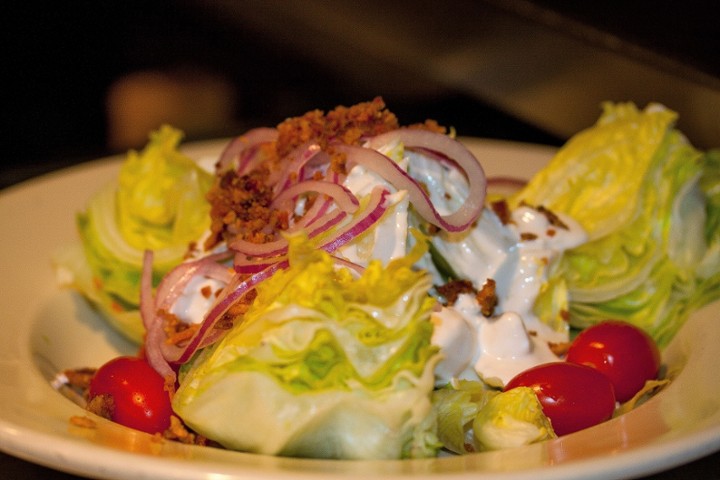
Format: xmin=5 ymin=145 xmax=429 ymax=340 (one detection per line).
xmin=537 ymin=204 xmax=568 ymax=230
xmin=275 ymin=96 xmax=401 ymax=159
xmin=548 ymin=341 xmax=571 ymax=357
xmin=436 ymin=279 xmax=476 ymax=305
xmin=203 ymin=97 xmax=446 ymax=251
xmin=476 ymin=278 xmax=498 ymax=317
xmin=86 ymin=393 xmax=114 ymax=420
xmin=490 ymin=199 xmax=511 ymax=225
xmin=204 ymin=167 xmax=288 ymax=250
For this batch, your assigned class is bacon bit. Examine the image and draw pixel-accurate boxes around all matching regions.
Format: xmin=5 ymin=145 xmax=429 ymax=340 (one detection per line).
xmin=161 ymin=310 xmax=191 ymax=339
xmin=204 ymin=167 xmax=286 ymax=250
xmin=537 ymin=205 xmax=568 ymax=230
xmin=490 ymin=199 xmax=511 ymax=225
xmin=426 ymin=224 xmax=441 ymax=235
xmin=159 ymin=309 xmax=201 ymax=348
xmin=436 ymin=279 xmax=476 ymax=306
xmin=520 ymin=232 xmax=538 ymax=241
xmin=203 ymin=98 xmax=446 ymax=252
xmin=86 ymin=393 xmax=114 ymax=420
xmin=476 ymin=278 xmax=498 ymax=317
xmin=62 ymin=367 xmax=96 ymax=391
xmin=213 ymin=314 xmax=235 ymax=331
xmin=276 ymin=97 xmax=399 ymax=157
xmin=200 ymin=285 xmax=213 ymax=299
xmin=408 ymin=118 xmax=447 ymax=134
xmin=165 ymin=325 xmax=200 ymax=347
xmin=70 ymin=415 xmax=97 ymax=429
xmin=546 ymin=228 xmax=556 ymax=237
xmin=163 ymin=375 xmax=176 ymax=396
xmin=548 ymin=341 xmax=571 ymax=357
xmin=162 ymin=415 xmax=211 ymax=445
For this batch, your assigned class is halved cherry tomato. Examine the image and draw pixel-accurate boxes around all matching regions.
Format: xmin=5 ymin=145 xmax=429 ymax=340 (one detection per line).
xmin=88 ymin=356 xmax=173 ymax=434
xmin=505 ymin=362 xmax=616 ymax=436
xmin=566 ymin=320 xmax=661 ymax=403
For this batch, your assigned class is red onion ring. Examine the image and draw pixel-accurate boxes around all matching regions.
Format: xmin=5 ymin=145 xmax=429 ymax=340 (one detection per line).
xmin=270 ymin=143 xmax=332 ymax=195
xmin=358 ymin=129 xmax=487 ymax=232
xmin=320 ymin=186 xmax=390 ymax=253
xmin=139 ymin=250 xmax=177 ymax=383
xmin=271 ymin=179 xmax=359 ymax=214
xmin=215 ymin=127 xmax=278 ymax=173
xmin=167 ymin=261 xmax=289 ymax=365
xmin=232 ymin=208 xmax=348 ymax=263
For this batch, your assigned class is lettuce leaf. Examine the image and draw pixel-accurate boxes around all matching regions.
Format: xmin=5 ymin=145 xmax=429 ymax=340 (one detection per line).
xmin=172 ymin=233 xmax=441 ymax=459
xmin=54 ymin=125 xmax=213 ymax=343
xmin=473 ymin=386 xmax=555 ymax=450
xmin=431 ymin=379 xmax=497 ymax=454
xmin=514 ymin=103 xmax=720 ymax=346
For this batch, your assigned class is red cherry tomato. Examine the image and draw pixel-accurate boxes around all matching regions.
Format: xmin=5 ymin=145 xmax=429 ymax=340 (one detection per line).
xmin=566 ymin=320 xmax=661 ymax=403
xmin=505 ymin=362 xmax=616 ymax=436
xmin=88 ymin=356 xmax=173 ymax=434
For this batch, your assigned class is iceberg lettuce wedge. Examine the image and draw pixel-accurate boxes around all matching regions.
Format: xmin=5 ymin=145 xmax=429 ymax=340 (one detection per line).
xmin=54 ymin=126 xmax=213 ymax=343
xmin=172 ymin=233 xmax=441 ymax=459
xmin=513 ymin=103 xmax=720 ymax=346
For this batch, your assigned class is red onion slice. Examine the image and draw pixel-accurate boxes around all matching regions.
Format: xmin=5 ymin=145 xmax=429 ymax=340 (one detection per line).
xmin=231 ymin=208 xmax=347 ymax=263
xmin=139 ymin=250 xmax=177 ymax=383
xmin=271 ymin=179 xmax=359 ymax=214
xmin=168 ymin=261 xmax=289 ymax=365
xmin=358 ymin=129 xmax=487 ymax=232
xmin=271 ymin=143 xmax=332 ymax=195
xmin=215 ymin=127 xmax=278 ymax=173
xmin=320 ymin=186 xmax=390 ymax=253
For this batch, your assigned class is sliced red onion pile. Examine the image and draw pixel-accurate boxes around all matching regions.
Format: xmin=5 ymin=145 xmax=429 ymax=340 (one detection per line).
xmin=140 ymin=127 xmax=488 ymax=383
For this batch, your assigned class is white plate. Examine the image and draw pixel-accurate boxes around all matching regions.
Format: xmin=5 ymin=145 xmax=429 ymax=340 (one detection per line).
xmin=1 ymin=138 xmax=719 ymax=480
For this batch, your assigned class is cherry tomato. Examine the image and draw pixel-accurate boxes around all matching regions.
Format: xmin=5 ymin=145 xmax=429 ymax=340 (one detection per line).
xmin=505 ymin=362 xmax=616 ymax=436
xmin=88 ymin=356 xmax=173 ymax=434
xmin=566 ymin=320 xmax=661 ymax=403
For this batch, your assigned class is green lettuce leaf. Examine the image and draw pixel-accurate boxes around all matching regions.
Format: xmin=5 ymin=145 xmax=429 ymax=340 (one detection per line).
xmin=473 ymin=386 xmax=556 ymax=451
xmin=172 ymin=233 xmax=442 ymax=459
xmin=514 ymin=102 xmax=720 ymax=346
xmin=431 ymin=380 xmax=498 ymax=454
xmin=54 ymin=125 xmax=213 ymax=343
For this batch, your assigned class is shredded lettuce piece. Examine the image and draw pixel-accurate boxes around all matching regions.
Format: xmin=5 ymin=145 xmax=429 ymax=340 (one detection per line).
xmin=473 ymin=387 xmax=556 ymax=451
xmin=172 ymin=232 xmax=442 ymax=459
xmin=431 ymin=380 xmax=498 ymax=454
xmin=514 ymin=103 xmax=720 ymax=346
xmin=54 ymin=125 xmax=213 ymax=343
xmin=431 ymin=381 xmax=554 ymax=453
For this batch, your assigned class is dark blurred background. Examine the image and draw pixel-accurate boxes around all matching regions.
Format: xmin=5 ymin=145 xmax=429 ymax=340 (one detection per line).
xmin=2 ymin=0 xmax=720 ymax=189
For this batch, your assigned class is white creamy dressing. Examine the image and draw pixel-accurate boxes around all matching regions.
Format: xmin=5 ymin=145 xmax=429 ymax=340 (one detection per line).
xmin=428 ymin=203 xmax=587 ymax=387
xmin=336 ymin=140 xmax=410 ymax=266
xmin=337 ymin=164 xmax=409 ymax=265
xmin=170 ymin=274 xmax=224 ymax=324
xmin=172 ymin=144 xmax=588 ymax=388
xmin=409 ymin=151 xmax=587 ymax=387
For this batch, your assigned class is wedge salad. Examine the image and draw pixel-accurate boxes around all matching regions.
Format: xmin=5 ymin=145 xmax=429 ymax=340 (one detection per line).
xmin=55 ymin=98 xmax=720 ymax=459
